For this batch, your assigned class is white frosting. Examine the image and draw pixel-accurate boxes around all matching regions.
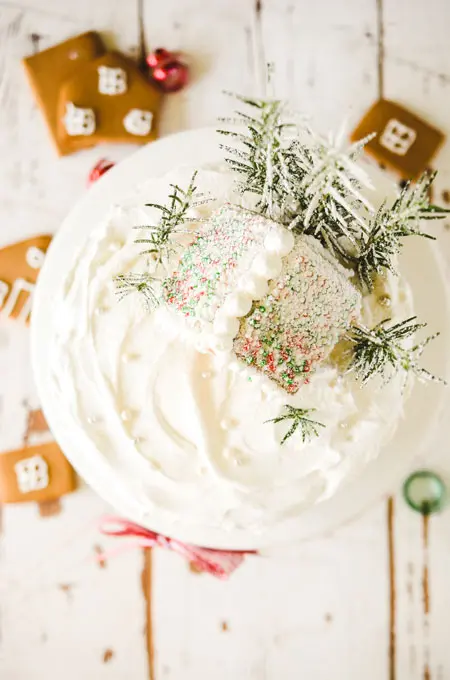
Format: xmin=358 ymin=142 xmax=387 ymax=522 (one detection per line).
xmin=51 ymin=166 xmax=414 ymax=535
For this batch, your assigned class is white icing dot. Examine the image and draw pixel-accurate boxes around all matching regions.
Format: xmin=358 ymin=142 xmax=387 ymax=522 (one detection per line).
xmin=251 ymin=252 xmax=282 ymax=279
xmin=220 ymin=417 xmax=236 ymax=431
xmin=108 ymin=241 xmax=123 ymax=253
xmin=264 ymin=228 xmax=295 ymax=256
xmin=123 ymin=109 xmax=153 ymax=136
xmin=26 ymin=246 xmax=46 ymax=270
xmin=223 ymin=447 xmax=234 ymax=460
xmin=223 ymin=292 xmax=253 ymax=317
xmin=64 ymin=102 xmax=96 ymax=136
xmin=121 ymin=409 xmax=136 ymax=422
xmin=213 ymin=334 xmax=234 ymax=353
xmin=95 ymin=306 xmax=110 ymax=316
xmin=239 ymin=273 xmax=269 ymax=299
xmin=87 ymin=416 xmax=101 ymax=424
xmin=201 ymin=371 xmax=212 ymax=379
xmin=121 ymin=352 xmax=141 ymax=363
xmin=222 ymin=517 xmax=236 ymax=531
xmin=213 ymin=314 xmax=240 ymax=337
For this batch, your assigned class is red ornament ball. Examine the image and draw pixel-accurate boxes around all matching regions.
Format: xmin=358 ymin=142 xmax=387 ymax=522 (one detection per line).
xmin=88 ymin=159 xmax=115 ymax=186
xmin=146 ymin=48 xmax=189 ymax=93
xmin=146 ymin=48 xmax=172 ymax=69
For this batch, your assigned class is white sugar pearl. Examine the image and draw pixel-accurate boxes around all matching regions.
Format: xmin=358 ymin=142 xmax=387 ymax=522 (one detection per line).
xmin=107 ymin=241 xmax=123 ymax=253
xmin=213 ymin=334 xmax=234 ymax=353
xmin=121 ymin=409 xmax=135 ymax=422
xmin=220 ymin=417 xmax=236 ymax=430
xmin=213 ymin=314 xmax=240 ymax=337
xmin=228 ymin=360 xmax=240 ymax=373
xmin=223 ymin=292 xmax=253 ymax=317
xmin=95 ymin=305 xmax=110 ymax=316
xmin=201 ymin=370 xmax=212 ymax=379
xmin=239 ymin=273 xmax=269 ymax=299
xmin=251 ymin=252 xmax=282 ymax=279
xmin=264 ymin=228 xmax=295 ymax=256
xmin=121 ymin=352 xmax=141 ymax=363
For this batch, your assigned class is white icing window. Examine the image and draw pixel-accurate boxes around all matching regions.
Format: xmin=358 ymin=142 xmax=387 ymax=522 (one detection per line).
xmin=14 ymin=455 xmax=49 ymax=493
xmin=98 ymin=66 xmax=127 ymax=95
xmin=380 ymin=118 xmax=417 ymax=156
xmin=26 ymin=246 xmax=45 ymax=270
xmin=63 ymin=102 xmax=96 ymax=136
xmin=0 ymin=280 xmax=9 ymax=307
xmin=123 ymin=109 xmax=153 ymax=137
xmin=1 ymin=278 xmax=34 ymax=321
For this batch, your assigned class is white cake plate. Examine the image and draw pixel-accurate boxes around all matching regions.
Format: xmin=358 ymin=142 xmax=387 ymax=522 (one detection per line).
xmin=32 ymin=129 xmax=450 ymax=550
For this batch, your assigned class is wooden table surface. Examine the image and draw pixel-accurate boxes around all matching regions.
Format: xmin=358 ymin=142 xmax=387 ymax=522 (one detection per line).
xmin=1 ymin=1 xmax=450 ymax=678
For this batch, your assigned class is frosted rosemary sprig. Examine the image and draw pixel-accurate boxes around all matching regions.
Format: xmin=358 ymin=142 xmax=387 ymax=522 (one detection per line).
xmin=218 ymin=93 xmax=294 ymax=220
xmin=346 ymin=317 xmax=443 ymax=385
xmin=218 ymin=93 xmax=376 ymax=251
xmin=134 ymin=171 xmax=200 ymax=265
xmin=266 ymin=405 xmax=325 ymax=445
xmin=388 ymin=171 xmax=449 ymax=232
xmin=354 ymin=203 xmax=401 ymax=290
xmin=114 ymin=273 xmax=161 ymax=311
xmin=287 ymin=128 xmax=376 ymax=242
xmin=219 ymin=94 xmax=449 ymax=286
xmin=354 ymin=172 xmax=448 ymax=291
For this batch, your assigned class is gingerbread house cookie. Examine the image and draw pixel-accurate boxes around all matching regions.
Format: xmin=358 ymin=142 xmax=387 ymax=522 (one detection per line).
xmin=0 ymin=442 xmax=76 ymax=504
xmin=0 ymin=235 xmax=52 ymax=323
xmin=57 ymin=51 xmax=162 ymax=154
xmin=23 ymin=31 xmax=105 ymax=155
xmin=351 ymin=99 xmax=445 ymax=180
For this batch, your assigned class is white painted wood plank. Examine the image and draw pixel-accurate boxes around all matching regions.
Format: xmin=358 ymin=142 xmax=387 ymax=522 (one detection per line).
xmin=382 ymin=3 xmax=450 ymax=677
xmin=152 ymin=503 xmax=389 ymax=680
xmin=0 ymin=3 xmax=149 ymax=679
xmin=142 ymin=0 xmax=256 ymax=135
xmin=0 ymin=489 xmax=148 ymax=680
xmin=258 ymin=0 xmax=379 ymax=133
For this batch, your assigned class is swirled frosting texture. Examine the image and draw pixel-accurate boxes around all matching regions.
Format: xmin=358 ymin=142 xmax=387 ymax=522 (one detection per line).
xmin=51 ymin=166 xmax=413 ymax=535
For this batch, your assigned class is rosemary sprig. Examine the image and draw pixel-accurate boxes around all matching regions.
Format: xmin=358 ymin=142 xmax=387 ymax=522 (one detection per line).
xmin=219 ymin=94 xmax=449 ymax=287
xmin=389 ymin=171 xmax=449 ymax=232
xmin=346 ymin=317 xmax=443 ymax=385
xmin=114 ymin=273 xmax=161 ymax=311
xmin=134 ymin=171 xmax=200 ymax=265
xmin=266 ymin=405 xmax=325 ymax=444
xmin=354 ymin=172 xmax=449 ymax=290
xmin=218 ymin=94 xmax=376 ymax=254
xmin=218 ymin=94 xmax=292 ymax=219
xmin=354 ymin=203 xmax=401 ymax=291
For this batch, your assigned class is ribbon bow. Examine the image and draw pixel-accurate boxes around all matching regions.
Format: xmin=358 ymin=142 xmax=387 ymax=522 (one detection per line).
xmin=98 ymin=516 xmax=256 ymax=579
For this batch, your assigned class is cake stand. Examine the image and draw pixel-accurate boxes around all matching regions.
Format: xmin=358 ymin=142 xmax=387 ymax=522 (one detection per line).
xmin=31 ymin=129 xmax=450 ymax=550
